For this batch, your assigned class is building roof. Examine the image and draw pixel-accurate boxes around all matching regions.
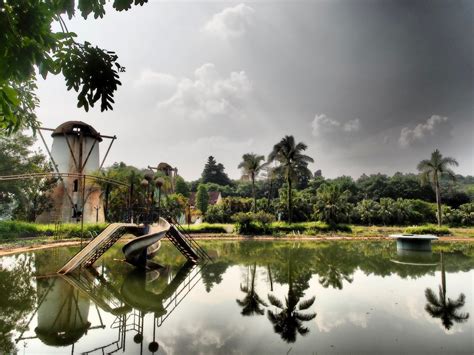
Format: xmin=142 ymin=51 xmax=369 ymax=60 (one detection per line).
xmin=51 ymin=121 xmax=102 ymax=142
xmin=189 ymin=191 xmax=221 ymax=207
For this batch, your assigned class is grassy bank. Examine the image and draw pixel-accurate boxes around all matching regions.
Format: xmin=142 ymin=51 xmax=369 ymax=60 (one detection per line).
xmin=0 ymin=220 xmax=472 ymax=241
xmin=0 ymin=221 xmax=107 ymax=240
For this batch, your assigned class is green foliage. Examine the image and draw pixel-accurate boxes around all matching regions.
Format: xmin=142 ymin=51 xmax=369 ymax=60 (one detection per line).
xmin=232 ymin=212 xmax=258 ymax=234
xmin=268 ymin=135 xmax=314 ymax=223
xmin=0 ymin=221 xmax=107 ymax=239
xmin=201 ymin=156 xmax=232 ymax=186
xmin=0 ymin=133 xmax=53 ymax=220
xmin=204 ymin=204 xmax=226 ymax=223
xmin=418 ymin=149 xmax=459 ymax=226
xmin=0 ymin=1 xmax=146 ymax=133
xmin=404 ymin=225 xmax=451 ymax=236
xmin=443 ymin=203 xmax=474 ymax=227
xmin=196 ymin=184 xmax=209 ymax=214
xmin=238 ymin=153 xmax=267 ymax=212
xmin=313 ymin=184 xmax=351 ymax=225
xmin=174 ymin=175 xmax=190 ymax=197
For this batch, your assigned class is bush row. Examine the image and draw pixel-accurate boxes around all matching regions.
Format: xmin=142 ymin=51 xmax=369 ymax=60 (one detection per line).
xmin=0 ymin=221 xmax=107 ymax=239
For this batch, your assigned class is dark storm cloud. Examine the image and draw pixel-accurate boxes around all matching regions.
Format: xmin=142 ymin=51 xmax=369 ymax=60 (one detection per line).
xmin=36 ymin=0 xmax=473 ymax=179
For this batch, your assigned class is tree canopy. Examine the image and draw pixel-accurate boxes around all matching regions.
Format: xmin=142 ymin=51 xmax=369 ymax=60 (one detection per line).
xmin=0 ymin=0 xmax=149 ymax=134
xmin=201 ymin=156 xmax=232 ymax=186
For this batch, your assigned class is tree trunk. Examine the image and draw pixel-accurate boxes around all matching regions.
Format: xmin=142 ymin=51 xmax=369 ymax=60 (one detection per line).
xmin=434 ymin=173 xmax=442 ymax=226
xmin=252 ymin=173 xmax=257 ymax=213
xmin=287 ymin=175 xmax=292 ymax=224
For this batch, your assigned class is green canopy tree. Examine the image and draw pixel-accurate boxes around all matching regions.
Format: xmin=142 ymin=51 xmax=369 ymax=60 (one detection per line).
xmin=175 ymin=176 xmax=190 ymax=197
xmin=0 ymin=132 xmax=53 ymax=220
xmin=201 ymin=156 xmax=232 ymax=186
xmin=417 ymin=150 xmax=458 ymax=226
xmin=196 ymin=184 xmax=209 ymax=214
xmin=0 ymin=0 xmax=149 ymax=134
xmin=238 ymin=153 xmax=267 ymax=213
xmin=268 ymin=136 xmax=314 ymax=223
xmin=313 ymin=183 xmax=351 ymax=226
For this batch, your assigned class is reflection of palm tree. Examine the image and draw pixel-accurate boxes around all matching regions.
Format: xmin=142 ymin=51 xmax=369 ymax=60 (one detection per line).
xmin=267 ymin=252 xmax=316 ymax=343
xmin=424 ymin=253 xmax=469 ymax=330
xmin=315 ymin=246 xmax=353 ymax=290
xmin=236 ymin=263 xmax=267 ymax=316
xmin=319 ymin=266 xmax=353 ymax=290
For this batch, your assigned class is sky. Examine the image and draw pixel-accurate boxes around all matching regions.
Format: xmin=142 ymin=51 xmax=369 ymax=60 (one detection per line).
xmin=36 ymin=0 xmax=474 ymax=181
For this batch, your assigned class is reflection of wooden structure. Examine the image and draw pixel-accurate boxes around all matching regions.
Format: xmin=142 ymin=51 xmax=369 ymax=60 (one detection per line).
xmin=36 ymin=121 xmax=116 ymax=223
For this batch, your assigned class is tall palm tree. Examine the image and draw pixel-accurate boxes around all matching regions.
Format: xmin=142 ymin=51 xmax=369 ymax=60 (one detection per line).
xmin=417 ymin=149 xmax=458 ymax=226
xmin=424 ymin=252 xmax=469 ymax=330
xmin=268 ymin=136 xmax=314 ymax=223
xmin=238 ymin=153 xmax=267 ymax=213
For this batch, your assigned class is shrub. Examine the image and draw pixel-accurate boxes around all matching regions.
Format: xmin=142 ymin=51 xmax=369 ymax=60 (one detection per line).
xmin=232 ymin=212 xmax=263 ymax=234
xmin=404 ymin=224 xmax=451 ymax=236
xmin=204 ymin=205 xmax=226 ymax=224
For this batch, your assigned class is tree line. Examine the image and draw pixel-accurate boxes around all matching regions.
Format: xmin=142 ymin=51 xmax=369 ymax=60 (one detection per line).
xmin=0 ymin=132 xmax=472 ymax=227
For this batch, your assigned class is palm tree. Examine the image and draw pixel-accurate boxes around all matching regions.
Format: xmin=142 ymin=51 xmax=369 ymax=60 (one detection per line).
xmin=313 ymin=184 xmax=351 ymax=226
xmin=238 ymin=153 xmax=267 ymax=213
xmin=424 ymin=252 xmax=469 ymax=330
xmin=268 ymin=136 xmax=314 ymax=223
xmin=417 ymin=150 xmax=458 ymax=226
xmin=236 ymin=263 xmax=268 ymax=316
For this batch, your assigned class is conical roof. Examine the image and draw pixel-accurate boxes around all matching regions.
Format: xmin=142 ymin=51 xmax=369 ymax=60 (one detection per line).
xmin=51 ymin=121 xmax=102 ymax=142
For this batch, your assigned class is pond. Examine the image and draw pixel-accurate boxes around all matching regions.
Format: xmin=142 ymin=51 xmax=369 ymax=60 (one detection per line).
xmin=0 ymin=240 xmax=473 ymax=354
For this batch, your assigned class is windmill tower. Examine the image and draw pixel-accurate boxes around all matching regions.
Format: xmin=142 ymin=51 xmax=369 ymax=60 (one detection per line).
xmin=37 ymin=121 xmax=115 ymax=223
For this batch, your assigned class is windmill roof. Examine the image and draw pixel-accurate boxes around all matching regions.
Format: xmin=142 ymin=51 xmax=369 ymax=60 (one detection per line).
xmin=51 ymin=121 xmax=102 ymax=142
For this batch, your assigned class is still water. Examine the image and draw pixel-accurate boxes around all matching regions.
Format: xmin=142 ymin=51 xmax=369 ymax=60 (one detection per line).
xmin=0 ymin=240 xmax=472 ymax=354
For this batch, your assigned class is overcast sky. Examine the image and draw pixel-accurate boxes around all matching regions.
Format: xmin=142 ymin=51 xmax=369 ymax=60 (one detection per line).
xmin=36 ymin=0 xmax=474 ymax=180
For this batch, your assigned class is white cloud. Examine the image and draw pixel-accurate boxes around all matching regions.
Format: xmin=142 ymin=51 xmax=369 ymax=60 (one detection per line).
xmin=311 ymin=113 xmax=360 ymax=137
xmin=133 ymin=69 xmax=177 ymax=88
xmin=203 ymin=4 xmax=255 ymax=39
xmin=157 ymin=63 xmax=252 ymax=121
xmin=398 ymin=115 xmax=451 ymax=147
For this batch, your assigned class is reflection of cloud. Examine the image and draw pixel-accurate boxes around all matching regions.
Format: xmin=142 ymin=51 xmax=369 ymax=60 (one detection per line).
xmin=159 ymin=318 xmax=245 ymax=355
xmin=315 ymin=311 xmax=368 ymax=332
xmin=311 ymin=113 xmax=360 ymax=137
xmin=203 ymin=4 xmax=256 ymax=39
xmin=398 ymin=115 xmax=451 ymax=147
xmin=157 ymin=63 xmax=252 ymax=121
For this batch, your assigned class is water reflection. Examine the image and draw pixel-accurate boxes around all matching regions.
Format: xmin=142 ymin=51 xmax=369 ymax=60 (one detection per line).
xmin=267 ymin=246 xmax=316 ymax=343
xmin=16 ymin=259 xmax=203 ymax=354
xmin=35 ymin=278 xmax=92 ymax=347
xmin=0 ymin=255 xmax=36 ymax=354
xmin=314 ymin=244 xmax=354 ymax=290
xmin=424 ymin=252 xmax=470 ymax=330
xmin=236 ymin=263 xmax=267 ymax=316
xmin=1 ymin=241 xmax=473 ymax=354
